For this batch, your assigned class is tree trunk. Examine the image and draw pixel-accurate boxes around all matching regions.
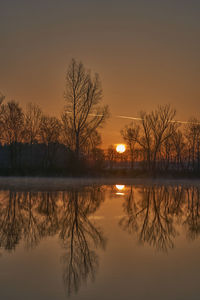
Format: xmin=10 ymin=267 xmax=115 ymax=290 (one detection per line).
xmin=75 ymin=133 xmax=80 ymax=160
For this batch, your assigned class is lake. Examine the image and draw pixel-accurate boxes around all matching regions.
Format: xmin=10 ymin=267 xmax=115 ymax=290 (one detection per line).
xmin=0 ymin=178 xmax=199 ymax=300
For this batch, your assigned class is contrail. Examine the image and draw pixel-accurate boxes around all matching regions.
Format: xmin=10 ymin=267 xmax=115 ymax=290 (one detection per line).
xmin=65 ymin=111 xmax=200 ymax=125
xmin=117 ymin=115 xmax=142 ymax=121
xmin=117 ymin=115 xmax=200 ymax=125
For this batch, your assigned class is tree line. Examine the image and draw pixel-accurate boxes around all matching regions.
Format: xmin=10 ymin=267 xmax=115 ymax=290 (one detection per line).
xmin=1 ymin=58 xmax=200 ymax=175
xmin=120 ymin=105 xmax=200 ymax=175
xmin=0 ymin=59 xmax=109 ymax=174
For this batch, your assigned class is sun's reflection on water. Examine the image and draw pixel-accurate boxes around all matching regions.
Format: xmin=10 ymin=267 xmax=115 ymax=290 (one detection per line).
xmin=115 ymin=184 xmax=125 ymax=195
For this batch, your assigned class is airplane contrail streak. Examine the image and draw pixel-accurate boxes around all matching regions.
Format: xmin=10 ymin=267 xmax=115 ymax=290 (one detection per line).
xmin=64 ymin=111 xmax=200 ymax=125
xmin=117 ymin=115 xmax=142 ymax=121
xmin=117 ymin=115 xmax=200 ymax=125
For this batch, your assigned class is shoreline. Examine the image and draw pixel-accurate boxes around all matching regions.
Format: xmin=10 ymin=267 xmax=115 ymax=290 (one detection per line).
xmin=0 ymin=176 xmax=200 ymax=190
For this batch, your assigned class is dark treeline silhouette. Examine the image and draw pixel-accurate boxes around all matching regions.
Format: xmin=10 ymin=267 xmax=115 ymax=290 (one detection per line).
xmin=119 ymin=105 xmax=200 ymax=176
xmin=120 ymin=185 xmax=200 ymax=252
xmin=1 ymin=62 xmax=200 ymax=176
xmin=0 ymin=59 xmax=109 ymax=175
xmin=0 ymin=186 xmax=106 ymax=296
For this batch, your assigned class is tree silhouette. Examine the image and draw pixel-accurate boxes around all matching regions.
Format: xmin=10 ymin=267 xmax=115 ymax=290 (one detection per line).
xmin=39 ymin=115 xmax=61 ymax=168
xmin=121 ymin=122 xmax=140 ymax=169
xmin=23 ymin=102 xmax=42 ymax=144
xmin=1 ymin=101 xmax=24 ymax=168
xmin=63 ymin=58 xmax=109 ymax=159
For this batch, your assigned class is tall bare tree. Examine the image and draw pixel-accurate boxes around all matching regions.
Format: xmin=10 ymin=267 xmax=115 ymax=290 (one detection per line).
xmin=63 ymin=59 xmax=109 ymax=158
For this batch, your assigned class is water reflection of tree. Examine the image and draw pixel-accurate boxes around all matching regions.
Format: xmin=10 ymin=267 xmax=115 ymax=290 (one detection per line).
xmin=37 ymin=191 xmax=60 ymax=238
xmin=120 ymin=185 xmax=200 ymax=252
xmin=0 ymin=191 xmax=52 ymax=250
xmin=184 ymin=187 xmax=200 ymax=240
xmin=0 ymin=191 xmax=24 ymax=251
xmin=20 ymin=191 xmax=42 ymax=249
xmin=60 ymin=187 xmax=106 ymax=296
xmin=0 ymin=187 xmax=105 ymax=296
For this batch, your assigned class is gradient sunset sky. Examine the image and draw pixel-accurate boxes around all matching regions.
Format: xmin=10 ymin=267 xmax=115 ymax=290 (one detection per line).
xmin=0 ymin=0 xmax=200 ymax=147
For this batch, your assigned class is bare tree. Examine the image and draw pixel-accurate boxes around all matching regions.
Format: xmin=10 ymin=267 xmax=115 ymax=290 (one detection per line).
xmin=120 ymin=105 xmax=177 ymax=172
xmin=1 ymin=101 xmax=24 ymax=144
xmin=39 ymin=115 xmax=61 ymax=168
xmin=64 ymin=59 xmax=109 ymax=158
xmin=145 ymin=105 xmax=177 ymax=172
xmin=185 ymin=118 xmax=200 ymax=171
xmin=0 ymin=93 xmax=5 ymax=140
xmin=39 ymin=115 xmax=61 ymax=145
xmin=22 ymin=103 xmax=43 ymax=167
xmin=24 ymin=102 xmax=42 ymax=144
xmin=171 ymin=130 xmax=186 ymax=171
xmin=83 ymin=129 xmax=102 ymax=155
xmin=1 ymin=101 xmax=24 ymax=168
xmin=106 ymin=145 xmax=117 ymax=170
xmin=121 ymin=122 xmax=140 ymax=168
xmin=136 ymin=110 xmax=152 ymax=170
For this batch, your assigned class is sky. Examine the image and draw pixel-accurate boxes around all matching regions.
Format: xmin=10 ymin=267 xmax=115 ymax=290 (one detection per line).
xmin=0 ymin=0 xmax=200 ymax=147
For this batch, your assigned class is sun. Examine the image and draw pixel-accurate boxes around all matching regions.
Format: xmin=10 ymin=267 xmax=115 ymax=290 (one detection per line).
xmin=116 ymin=144 xmax=126 ymax=153
xmin=116 ymin=185 xmax=125 ymax=191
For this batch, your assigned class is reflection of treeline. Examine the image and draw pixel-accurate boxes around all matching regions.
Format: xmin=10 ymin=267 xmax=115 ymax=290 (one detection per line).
xmin=120 ymin=185 xmax=200 ymax=252
xmin=119 ymin=105 xmax=200 ymax=175
xmin=0 ymin=185 xmax=199 ymax=294
xmin=0 ymin=187 xmax=106 ymax=296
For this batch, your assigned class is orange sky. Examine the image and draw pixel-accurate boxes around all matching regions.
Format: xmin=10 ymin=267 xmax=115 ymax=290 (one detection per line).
xmin=0 ymin=1 xmax=200 ymax=148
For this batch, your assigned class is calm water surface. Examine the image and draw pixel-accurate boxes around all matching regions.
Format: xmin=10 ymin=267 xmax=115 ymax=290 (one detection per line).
xmin=0 ymin=182 xmax=199 ymax=299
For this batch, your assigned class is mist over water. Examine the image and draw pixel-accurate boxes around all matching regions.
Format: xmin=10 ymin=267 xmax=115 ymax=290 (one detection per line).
xmin=0 ymin=180 xmax=199 ymax=299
